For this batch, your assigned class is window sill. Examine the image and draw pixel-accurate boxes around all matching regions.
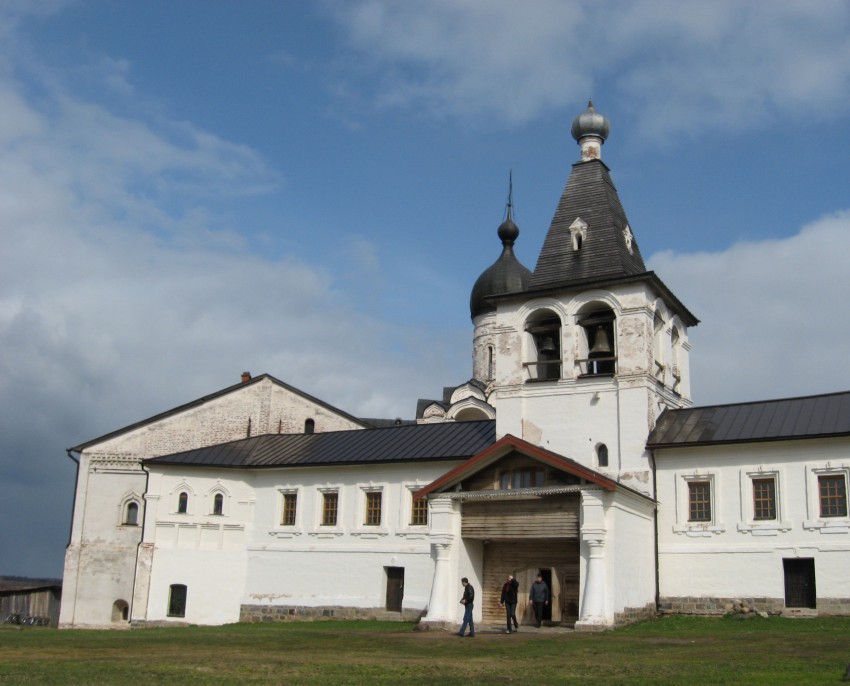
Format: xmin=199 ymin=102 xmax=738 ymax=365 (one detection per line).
xmin=803 ymin=519 xmax=850 ymax=534
xmin=352 ymin=527 xmax=389 ymax=538
xmin=737 ymin=522 xmax=792 ymax=536
xmin=672 ymin=523 xmax=726 ymax=537
xmin=269 ymin=528 xmax=304 ymax=539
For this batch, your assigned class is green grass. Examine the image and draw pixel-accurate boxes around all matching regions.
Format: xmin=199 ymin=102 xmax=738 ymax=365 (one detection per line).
xmin=1 ymin=615 xmax=849 ymax=685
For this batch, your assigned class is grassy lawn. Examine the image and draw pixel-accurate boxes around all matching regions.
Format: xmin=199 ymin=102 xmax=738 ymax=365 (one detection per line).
xmin=1 ymin=615 xmax=849 ymax=685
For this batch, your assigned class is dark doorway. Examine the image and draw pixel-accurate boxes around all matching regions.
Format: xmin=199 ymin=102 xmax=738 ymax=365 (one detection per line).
xmin=385 ymin=567 xmax=404 ymax=612
xmin=539 ymin=568 xmax=553 ymax=622
xmin=783 ymin=558 xmax=816 ymax=609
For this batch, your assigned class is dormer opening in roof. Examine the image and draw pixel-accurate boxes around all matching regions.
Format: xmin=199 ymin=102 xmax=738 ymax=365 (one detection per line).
xmin=569 ymin=217 xmax=588 ymax=251
xmin=571 ymin=100 xmax=610 ymax=162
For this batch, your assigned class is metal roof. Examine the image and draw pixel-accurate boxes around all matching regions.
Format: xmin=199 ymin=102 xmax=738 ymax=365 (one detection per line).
xmin=647 ymin=391 xmax=850 ymax=449
xmin=145 ymin=419 xmax=496 ymax=469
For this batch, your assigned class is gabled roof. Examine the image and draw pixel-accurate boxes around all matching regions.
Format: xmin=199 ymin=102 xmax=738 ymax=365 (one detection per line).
xmin=647 ymin=390 xmax=850 ymax=449
xmin=529 ymin=159 xmax=647 ymax=291
xmin=415 ymin=433 xmax=650 ymax=500
xmin=145 ymin=419 xmax=496 ymax=469
xmin=68 ymin=373 xmax=372 ymax=453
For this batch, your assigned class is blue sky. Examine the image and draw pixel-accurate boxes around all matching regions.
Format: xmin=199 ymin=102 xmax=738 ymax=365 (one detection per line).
xmin=2 ymin=0 xmax=850 ymax=578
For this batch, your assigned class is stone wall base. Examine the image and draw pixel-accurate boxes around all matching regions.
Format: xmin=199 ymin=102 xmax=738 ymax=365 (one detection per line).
xmin=613 ymin=603 xmax=657 ymax=627
xmin=239 ymin=604 xmax=423 ymax=623
xmin=659 ymin=596 xmax=850 ymax=617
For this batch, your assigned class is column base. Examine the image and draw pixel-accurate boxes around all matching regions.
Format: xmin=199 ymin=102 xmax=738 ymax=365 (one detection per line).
xmin=574 ymin=617 xmax=611 ymax=632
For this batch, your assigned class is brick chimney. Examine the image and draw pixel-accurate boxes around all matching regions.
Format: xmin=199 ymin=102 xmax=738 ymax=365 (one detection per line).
xmin=241 ymin=371 xmax=252 ymax=383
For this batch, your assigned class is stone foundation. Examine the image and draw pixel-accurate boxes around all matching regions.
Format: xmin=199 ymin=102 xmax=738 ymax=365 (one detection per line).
xmin=659 ymin=596 xmax=785 ymax=615
xmin=613 ymin=603 xmax=657 ymax=627
xmin=239 ymin=604 xmax=423 ymax=623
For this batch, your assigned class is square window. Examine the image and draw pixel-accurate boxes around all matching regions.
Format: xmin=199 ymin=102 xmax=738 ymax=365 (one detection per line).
xmin=322 ymin=492 xmax=338 ymax=526
xmin=688 ymin=481 xmax=712 ymax=522
xmin=282 ymin=493 xmax=297 ymax=526
xmin=365 ymin=491 xmax=382 ymax=526
xmin=818 ymin=475 xmax=848 ymax=518
xmin=752 ymin=477 xmax=777 ymax=521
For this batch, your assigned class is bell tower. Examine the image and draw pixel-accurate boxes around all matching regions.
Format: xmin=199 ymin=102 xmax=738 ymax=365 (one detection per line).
xmin=470 ymin=102 xmax=699 ymax=495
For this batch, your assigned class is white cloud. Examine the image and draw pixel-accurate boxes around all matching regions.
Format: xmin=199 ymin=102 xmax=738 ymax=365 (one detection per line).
xmin=325 ymin=0 xmax=850 ymax=134
xmin=648 ymin=210 xmax=850 ymax=405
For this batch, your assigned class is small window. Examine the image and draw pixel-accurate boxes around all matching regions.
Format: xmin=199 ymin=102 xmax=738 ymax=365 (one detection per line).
xmin=168 ymin=584 xmax=187 ymax=618
xmin=177 ymin=492 xmax=188 ymax=514
xmin=818 ymin=475 xmax=848 ymax=518
xmin=597 ymin=444 xmax=609 ymax=468
xmin=282 ymin=493 xmax=297 ymax=526
xmin=124 ymin=501 xmax=139 ymax=526
xmin=487 ymin=346 xmax=495 ymax=382
xmin=499 ymin=468 xmax=545 ymax=490
xmin=752 ymin=477 xmax=777 ymax=520
xmin=304 ymin=418 xmax=315 ymax=434
xmin=212 ymin=493 xmax=224 ymax=516
xmin=410 ymin=496 xmax=428 ymax=526
xmin=365 ymin=492 xmax=382 ymax=526
xmin=321 ymin=492 xmax=338 ymax=526
xmin=688 ymin=481 xmax=712 ymax=522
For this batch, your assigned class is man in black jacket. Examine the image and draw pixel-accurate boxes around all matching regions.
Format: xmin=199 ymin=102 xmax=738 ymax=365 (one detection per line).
xmin=457 ymin=577 xmax=475 ymax=637
xmin=499 ymin=574 xmax=520 ymax=633
xmin=528 ymin=574 xmax=550 ymax=628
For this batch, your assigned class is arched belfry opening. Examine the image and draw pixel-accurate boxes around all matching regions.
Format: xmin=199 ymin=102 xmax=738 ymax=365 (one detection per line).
xmin=525 ymin=309 xmax=562 ymax=381
xmin=576 ymin=306 xmax=615 ymax=377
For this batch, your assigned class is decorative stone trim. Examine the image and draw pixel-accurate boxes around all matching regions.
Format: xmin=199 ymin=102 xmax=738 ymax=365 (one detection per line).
xmin=239 ymin=604 xmax=424 ymax=623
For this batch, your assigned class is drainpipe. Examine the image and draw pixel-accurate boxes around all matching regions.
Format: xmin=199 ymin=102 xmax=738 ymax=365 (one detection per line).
xmin=649 ymin=448 xmax=660 ymax=611
xmin=130 ymin=463 xmax=152 ymax=625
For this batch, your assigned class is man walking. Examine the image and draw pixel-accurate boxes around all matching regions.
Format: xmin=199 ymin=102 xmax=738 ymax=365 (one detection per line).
xmin=499 ymin=574 xmax=519 ymax=633
xmin=457 ymin=577 xmax=475 ymax=637
xmin=528 ymin=573 xmax=550 ymax=628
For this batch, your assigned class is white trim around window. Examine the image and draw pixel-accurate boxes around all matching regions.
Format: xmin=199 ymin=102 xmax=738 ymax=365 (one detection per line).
xmin=271 ymin=487 xmax=303 ymax=538
xmin=804 ymin=465 xmax=850 ymax=533
xmin=352 ymin=483 xmax=388 ymax=538
xmin=736 ymin=468 xmax=791 ymax=536
xmin=311 ymin=486 xmax=344 ymax=537
xmin=396 ymin=483 xmax=429 ymax=538
xmin=672 ymin=472 xmax=725 ymax=536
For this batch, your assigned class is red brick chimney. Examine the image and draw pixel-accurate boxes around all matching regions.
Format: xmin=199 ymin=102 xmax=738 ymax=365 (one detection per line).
xmin=241 ymin=371 xmax=252 ymax=383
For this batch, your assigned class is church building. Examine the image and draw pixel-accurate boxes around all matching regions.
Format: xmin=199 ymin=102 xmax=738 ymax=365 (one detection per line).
xmin=59 ymin=103 xmax=850 ymax=630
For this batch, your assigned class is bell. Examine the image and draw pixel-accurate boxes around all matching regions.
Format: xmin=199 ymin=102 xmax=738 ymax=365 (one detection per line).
xmin=538 ymin=336 xmax=557 ymax=355
xmin=589 ymin=326 xmax=612 ymax=356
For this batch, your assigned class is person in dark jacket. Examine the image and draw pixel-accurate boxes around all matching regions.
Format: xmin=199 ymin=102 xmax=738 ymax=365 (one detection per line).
xmin=499 ymin=574 xmax=520 ymax=633
xmin=528 ymin=574 xmax=549 ymax=628
xmin=457 ymin=577 xmax=475 ymax=637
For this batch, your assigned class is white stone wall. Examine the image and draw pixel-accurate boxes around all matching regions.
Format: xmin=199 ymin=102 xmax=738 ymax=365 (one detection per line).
xmin=656 ymin=438 xmax=850 ymax=609
xmin=486 ymin=282 xmax=692 ymax=497
xmin=60 ymin=377 xmax=367 ymax=628
xmin=136 ymin=461 xmax=464 ymax=625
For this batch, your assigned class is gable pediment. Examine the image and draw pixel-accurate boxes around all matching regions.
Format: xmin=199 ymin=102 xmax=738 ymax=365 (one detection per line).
xmin=415 ymin=434 xmax=620 ymax=499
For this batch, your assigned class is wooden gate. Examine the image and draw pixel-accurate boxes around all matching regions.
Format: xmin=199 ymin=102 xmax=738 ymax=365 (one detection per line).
xmin=481 ymin=540 xmax=580 ymax=626
xmin=783 ymin=558 xmax=816 ymax=609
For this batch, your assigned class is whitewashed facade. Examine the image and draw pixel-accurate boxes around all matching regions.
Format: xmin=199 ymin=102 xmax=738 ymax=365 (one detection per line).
xmin=60 ymin=103 xmax=850 ymax=630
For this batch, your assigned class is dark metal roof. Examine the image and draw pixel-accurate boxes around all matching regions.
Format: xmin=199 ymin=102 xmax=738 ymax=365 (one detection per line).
xmin=145 ymin=419 xmax=496 ymax=469
xmin=647 ymin=391 xmax=850 ymax=449
xmin=69 ymin=373 xmax=373 ymax=453
xmin=0 ymin=577 xmax=63 ymax=593
xmin=529 ymin=159 xmax=647 ymax=290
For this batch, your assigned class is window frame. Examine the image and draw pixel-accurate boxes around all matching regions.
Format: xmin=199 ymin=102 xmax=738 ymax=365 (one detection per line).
xmin=804 ymin=466 xmax=850 ymax=532
xmin=167 ymin=584 xmax=187 ymax=618
xmin=364 ymin=491 xmax=382 ymax=526
xmin=818 ymin=474 xmax=848 ymax=518
xmin=687 ymin=480 xmax=712 ymax=523
xmin=281 ymin=492 xmax=298 ymax=526
xmin=736 ymin=468 xmax=791 ymax=536
xmin=321 ymin=491 xmax=339 ymax=527
xmin=673 ymin=472 xmax=725 ymax=536
xmin=499 ymin=467 xmax=545 ymax=490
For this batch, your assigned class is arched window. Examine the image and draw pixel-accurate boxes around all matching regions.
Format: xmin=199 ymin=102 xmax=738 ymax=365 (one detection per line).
xmin=213 ymin=493 xmax=224 ymax=516
xmin=124 ymin=501 xmax=139 ymax=526
xmin=112 ymin=599 xmax=129 ymax=622
xmin=178 ymin=492 xmax=188 ymax=514
xmin=597 ymin=444 xmax=609 ymax=468
xmin=168 ymin=584 xmax=187 ymax=618
xmin=525 ymin=310 xmax=562 ymax=381
xmin=578 ymin=307 xmax=615 ymax=376
xmin=304 ymin=418 xmax=315 ymax=434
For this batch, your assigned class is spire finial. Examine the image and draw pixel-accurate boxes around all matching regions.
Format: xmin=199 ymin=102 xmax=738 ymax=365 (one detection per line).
xmin=497 ymin=171 xmax=519 ymax=245
xmin=506 ymin=170 xmax=513 ymax=221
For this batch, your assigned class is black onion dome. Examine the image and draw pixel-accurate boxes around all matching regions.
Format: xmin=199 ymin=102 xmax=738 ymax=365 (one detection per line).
xmin=470 ymin=217 xmax=532 ymax=319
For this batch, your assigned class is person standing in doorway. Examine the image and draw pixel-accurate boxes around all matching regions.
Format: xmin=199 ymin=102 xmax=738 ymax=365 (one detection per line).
xmin=499 ymin=574 xmax=519 ymax=633
xmin=528 ymin=573 xmax=550 ymax=628
xmin=457 ymin=577 xmax=475 ymax=637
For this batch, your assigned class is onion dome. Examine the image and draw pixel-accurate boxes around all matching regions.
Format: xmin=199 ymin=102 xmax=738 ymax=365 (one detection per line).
xmin=470 ymin=212 xmax=532 ymax=319
xmin=571 ymin=100 xmax=610 ymax=161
